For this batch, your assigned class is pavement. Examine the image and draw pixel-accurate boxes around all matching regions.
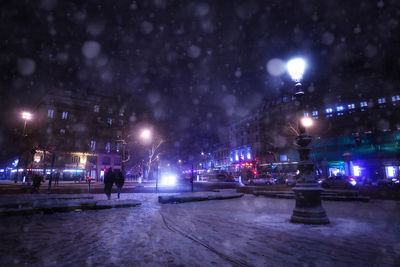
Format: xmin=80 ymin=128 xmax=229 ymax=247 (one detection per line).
xmin=0 ymin=193 xmax=399 ymax=266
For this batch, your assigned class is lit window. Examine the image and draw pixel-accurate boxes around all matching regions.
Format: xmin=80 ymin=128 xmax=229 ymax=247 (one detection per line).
xmin=378 ymin=98 xmax=386 ymax=104
xmin=360 ymin=101 xmax=368 ymax=107
xmin=94 ymin=105 xmax=99 ymax=112
xmin=282 ymin=97 xmax=287 ymax=103
xmin=60 ymin=129 xmax=66 ymax=134
xmin=312 ymin=111 xmax=318 ymax=116
xmin=385 ymin=166 xmax=398 ymax=178
xmin=353 ymin=166 xmax=361 ymax=177
xmin=105 ymin=142 xmax=111 ymax=153
xmin=90 ymin=140 xmax=96 ymax=151
xmin=107 ymin=118 xmax=113 ymax=125
xmin=336 ymin=106 xmax=344 ymax=111
xmin=325 ymin=108 xmax=333 ymax=113
xmin=348 ymin=104 xmax=355 ymax=109
xmin=48 ymin=109 xmax=54 ymax=118
xmin=392 ymin=95 xmax=400 ymax=102
xmin=304 ymin=112 xmax=309 ymax=117
xmin=116 ymin=143 xmax=120 ymax=152
xmin=62 ymin=112 xmax=68 ymax=119
xmin=119 ymin=108 xmax=124 ymax=116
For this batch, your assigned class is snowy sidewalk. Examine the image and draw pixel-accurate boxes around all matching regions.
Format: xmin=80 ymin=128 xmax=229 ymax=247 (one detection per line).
xmin=1 ymin=193 xmax=399 ymax=266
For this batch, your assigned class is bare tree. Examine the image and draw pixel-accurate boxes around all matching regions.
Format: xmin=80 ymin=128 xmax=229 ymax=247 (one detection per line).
xmin=145 ymin=134 xmax=164 ymax=179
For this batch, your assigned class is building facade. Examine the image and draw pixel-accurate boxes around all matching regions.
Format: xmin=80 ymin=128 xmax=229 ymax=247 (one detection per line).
xmin=10 ymin=89 xmax=132 ymax=181
xmin=211 ymin=92 xmax=400 ymax=180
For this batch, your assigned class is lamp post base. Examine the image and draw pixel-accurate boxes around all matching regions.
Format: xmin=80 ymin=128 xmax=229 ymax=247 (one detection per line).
xmin=290 ymin=183 xmax=330 ymax=224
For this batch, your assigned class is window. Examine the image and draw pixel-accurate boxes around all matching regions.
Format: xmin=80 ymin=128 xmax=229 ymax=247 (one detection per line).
xmin=378 ymin=98 xmax=386 ymax=104
xmin=325 ymin=108 xmax=333 ymax=113
xmin=336 ymin=106 xmax=344 ymax=111
xmin=60 ymin=129 xmax=66 ymax=134
xmin=108 ymin=108 xmax=113 ymax=114
xmin=72 ymin=156 xmax=80 ymax=163
xmin=116 ymin=142 xmax=121 ymax=152
xmin=62 ymin=111 xmax=68 ymax=119
xmin=304 ymin=112 xmax=309 ymax=117
xmin=94 ymin=105 xmax=99 ymax=112
xmin=312 ymin=110 xmax=318 ymax=116
xmin=119 ymin=108 xmax=124 ymax=116
xmin=102 ymin=156 xmax=111 ymax=165
xmin=392 ymin=95 xmax=400 ymax=102
xmin=114 ymin=157 xmax=122 ymax=166
xmin=90 ymin=140 xmax=96 ymax=151
xmin=48 ymin=109 xmax=54 ymax=118
xmin=348 ymin=104 xmax=355 ymax=109
xmin=282 ymin=97 xmax=287 ymax=103
xmin=105 ymin=142 xmax=111 ymax=153
xmin=107 ymin=118 xmax=113 ymax=125
xmin=360 ymin=101 xmax=368 ymax=107
xmin=119 ymin=119 xmax=124 ymax=126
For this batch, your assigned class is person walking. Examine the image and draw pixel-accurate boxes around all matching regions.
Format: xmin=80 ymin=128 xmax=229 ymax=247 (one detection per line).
xmin=115 ymin=169 xmax=125 ymax=199
xmin=32 ymin=174 xmax=42 ymax=193
xmin=55 ymin=171 xmax=60 ymax=186
xmin=104 ymin=167 xmax=115 ymax=200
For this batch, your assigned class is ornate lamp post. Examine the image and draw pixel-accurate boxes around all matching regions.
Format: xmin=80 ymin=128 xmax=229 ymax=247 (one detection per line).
xmin=287 ymin=58 xmax=329 ymax=224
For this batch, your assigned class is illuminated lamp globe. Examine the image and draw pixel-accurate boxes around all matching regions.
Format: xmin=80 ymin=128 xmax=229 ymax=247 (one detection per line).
xmin=287 ymin=58 xmax=306 ymax=82
xmin=140 ymin=129 xmax=152 ymax=141
xmin=22 ymin=112 xmax=32 ymax=120
xmin=301 ymin=117 xmax=313 ymax=128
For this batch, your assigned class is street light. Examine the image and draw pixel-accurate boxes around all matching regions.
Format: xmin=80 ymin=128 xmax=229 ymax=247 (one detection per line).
xmin=21 ymin=111 xmax=32 ymax=136
xmin=140 ymin=129 xmax=152 ymax=142
xmin=287 ymin=58 xmax=306 ymax=82
xmin=301 ymin=117 xmax=313 ymax=128
xmin=287 ymin=57 xmax=329 ymax=224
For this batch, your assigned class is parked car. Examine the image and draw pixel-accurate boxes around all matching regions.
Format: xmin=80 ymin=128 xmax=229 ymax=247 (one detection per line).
xmin=321 ymin=175 xmax=357 ymax=188
xmin=245 ymin=177 xmax=275 ymax=185
xmin=377 ymin=178 xmax=400 ymax=186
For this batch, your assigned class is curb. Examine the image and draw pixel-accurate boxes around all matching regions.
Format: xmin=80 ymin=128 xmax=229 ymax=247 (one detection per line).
xmin=158 ymin=193 xmax=244 ymax=204
xmin=0 ymin=199 xmax=141 ymax=217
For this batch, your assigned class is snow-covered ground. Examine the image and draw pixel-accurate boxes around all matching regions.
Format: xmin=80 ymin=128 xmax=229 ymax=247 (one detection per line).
xmin=1 ymin=192 xmax=399 ymax=266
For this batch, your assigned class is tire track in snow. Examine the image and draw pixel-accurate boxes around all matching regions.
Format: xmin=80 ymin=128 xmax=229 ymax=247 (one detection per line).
xmin=159 ymin=211 xmax=251 ymax=267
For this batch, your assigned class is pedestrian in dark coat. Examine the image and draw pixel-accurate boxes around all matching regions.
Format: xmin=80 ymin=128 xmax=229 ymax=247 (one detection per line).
xmin=104 ymin=167 xmax=115 ymax=200
xmin=115 ymin=170 xmax=125 ymax=199
xmin=32 ymin=174 xmax=42 ymax=193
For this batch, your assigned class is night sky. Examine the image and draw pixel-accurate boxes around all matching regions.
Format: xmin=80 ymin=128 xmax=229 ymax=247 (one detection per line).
xmin=1 ymin=0 xmax=399 ymax=160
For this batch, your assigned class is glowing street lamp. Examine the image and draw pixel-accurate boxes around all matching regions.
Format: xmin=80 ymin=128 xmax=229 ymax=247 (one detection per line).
xmin=22 ymin=112 xmax=32 ymax=121
xmin=21 ymin=111 xmax=32 ymax=136
xmin=301 ymin=117 xmax=313 ymax=128
xmin=286 ymin=58 xmax=329 ymax=225
xmin=140 ymin=129 xmax=152 ymax=142
xmin=287 ymin=58 xmax=306 ymax=82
